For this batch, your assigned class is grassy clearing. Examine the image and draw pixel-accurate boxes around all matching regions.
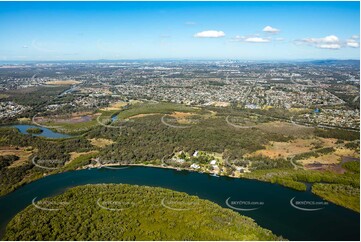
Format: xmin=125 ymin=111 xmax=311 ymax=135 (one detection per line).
xmin=17 ymin=117 xmax=31 ymax=123
xmin=0 ymin=146 xmax=33 ymax=168
xmin=299 ymin=151 xmax=345 ymax=165
xmin=45 ymin=80 xmax=81 ymax=85
xmin=100 ymin=101 xmax=128 ymax=111
xmin=62 ymin=152 xmax=98 ymax=171
xmin=0 ymin=94 xmax=9 ymax=99
xmin=257 ymin=121 xmax=314 ymax=136
xmin=66 ymin=151 xmax=98 ymax=165
xmin=41 ymin=118 xmax=99 ymax=134
xmin=246 ymin=138 xmax=324 ymax=159
xmin=89 ymin=138 xmax=115 ymax=148
xmin=115 ymin=102 xmax=197 ymax=120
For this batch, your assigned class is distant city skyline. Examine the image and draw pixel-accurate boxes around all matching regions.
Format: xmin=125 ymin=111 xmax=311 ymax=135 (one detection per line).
xmin=0 ymin=1 xmax=359 ymax=61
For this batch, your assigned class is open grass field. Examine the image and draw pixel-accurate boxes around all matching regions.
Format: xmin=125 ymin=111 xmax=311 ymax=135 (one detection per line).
xmin=299 ymin=147 xmax=359 ymax=166
xmin=17 ymin=117 xmax=31 ymax=122
xmin=45 ymin=80 xmax=81 ymax=85
xmin=65 ymin=151 xmax=98 ymax=166
xmin=245 ymin=137 xmax=341 ymax=160
xmin=0 ymin=94 xmax=9 ymax=99
xmin=257 ymin=121 xmax=314 ymax=136
xmin=36 ymin=112 xmax=96 ymax=124
xmin=245 ymin=138 xmax=319 ymax=159
xmin=89 ymin=138 xmax=115 ymax=148
xmin=100 ymin=101 xmax=128 ymax=111
xmin=36 ymin=116 xmax=100 ymax=134
xmin=209 ymin=101 xmax=231 ymax=107
xmin=115 ymin=102 xmax=198 ymax=120
xmin=128 ymin=113 xmax=158 ymax=119
xmin=0 ymin=146 xmax=33 ymax=168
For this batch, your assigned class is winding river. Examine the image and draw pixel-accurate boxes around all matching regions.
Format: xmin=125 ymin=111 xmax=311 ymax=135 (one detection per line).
xmin=0 ymin=167 xmax=359 ymax=240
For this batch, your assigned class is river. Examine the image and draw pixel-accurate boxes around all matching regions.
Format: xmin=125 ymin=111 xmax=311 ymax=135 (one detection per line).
xmin=0 ymin=166 xmax=359 ymax=240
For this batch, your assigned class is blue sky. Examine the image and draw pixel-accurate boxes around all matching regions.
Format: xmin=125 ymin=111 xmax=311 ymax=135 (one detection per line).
xmin=0 ymin=1 xmax=359 ymax=60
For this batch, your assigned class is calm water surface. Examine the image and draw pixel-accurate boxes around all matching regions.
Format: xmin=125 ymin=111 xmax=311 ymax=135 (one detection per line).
xmin=12 ymin=125 xmax=70 ymax=139
xmin=0 ymin=167 xmax=359 ymax=240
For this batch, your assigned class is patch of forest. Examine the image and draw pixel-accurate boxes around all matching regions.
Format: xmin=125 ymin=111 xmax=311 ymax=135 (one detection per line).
xmin=3 ymin=184 xmax=283 ymax=241
xmin=0 ymin=127 xmax=94 ymax=196
xmin=86 ymin=115 xmax=291 ymax=164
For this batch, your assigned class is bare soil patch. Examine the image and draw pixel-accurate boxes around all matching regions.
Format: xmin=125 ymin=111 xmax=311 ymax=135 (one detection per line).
xmin=65 ymin=151 xmax=98 ymax=166
xmin=0 ymin=146 xmax=33 ymax=168
xmin=89 ymin=138 xmax=115 ymax=148
xmin=100 ymin=101 xmax=128 ymax=111
xmin=45 ymin=80 xmax=81 ymax=85
xmin=257 ymin=121 xmax=314 ymax=136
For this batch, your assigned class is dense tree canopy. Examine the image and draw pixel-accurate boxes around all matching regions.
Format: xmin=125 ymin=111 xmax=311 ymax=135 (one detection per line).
xmin=4 ymin=184 xmax=283 ymax=241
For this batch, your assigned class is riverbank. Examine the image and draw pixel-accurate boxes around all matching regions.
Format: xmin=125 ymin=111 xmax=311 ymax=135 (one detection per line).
xmin=0 ymin=166 xmax=359 ymax=241
xmin=79 ymin=161 xmax=360 ymax=213
xmin=0 ymin=147 xmax=358 ymax=213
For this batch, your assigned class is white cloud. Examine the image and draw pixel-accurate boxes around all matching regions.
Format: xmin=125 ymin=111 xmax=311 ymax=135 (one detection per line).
xmin=301 ymin=35 xmax=339 ymax=44
xmin=346 ymin=39 xmax=359 ymax=48
xmin=346 ymin=35 xmax=360 ymax=48
xmin=22 ymin=45 xmax=28 ymax=48
xmin=263 ymin=26 xmax=280 ymax=33
xmin=296 ymin=35 xmax=341 ymax=49
xmin=318 ymin=44 xmax=341 ymax=49
xmin=194 ymin=30 xmax=225 ymax=38
xmin=244 ymin=37 xmax=270 ymax=43
xmin=322 ymin=35 xmax=339 ymax=43
xmin=296 ymin=35 xmax=359 ymax=49
xmin=232 ymin=35 xmax=271 ymax=43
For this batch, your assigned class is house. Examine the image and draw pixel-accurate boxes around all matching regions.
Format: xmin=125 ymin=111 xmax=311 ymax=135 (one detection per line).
xmin=193 ymin=151 xmax=198 ymax=157
xmin=177 ymin=159 xmax=185 ymax=163
xmin=190 ymin=163 xmax=200 ymax=169
xmin=172 ymin=158 xmax=185 ymax=163
xmin=210 ymin=160 xmax=217 ymax=165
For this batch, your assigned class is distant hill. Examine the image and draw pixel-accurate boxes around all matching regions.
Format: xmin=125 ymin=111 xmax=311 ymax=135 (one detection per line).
xmin=306 ymin=59 xmax=360 ymax=66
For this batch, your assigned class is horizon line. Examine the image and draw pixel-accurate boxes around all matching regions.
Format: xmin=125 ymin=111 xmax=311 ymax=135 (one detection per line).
xmin=0 ymin=58 xmax=360 ymax=63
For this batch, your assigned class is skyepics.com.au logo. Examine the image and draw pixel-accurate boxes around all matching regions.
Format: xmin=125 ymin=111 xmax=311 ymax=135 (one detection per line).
xmin=161 ymin=197 xmax=200 ymax=211
xmin=96 ymin=115 xmax=132 ymax=129
xmin=32 ymin=113 xmax=58 ymax=129
xmin=225 ymin=116 xmax=257 ymax=129
xmin=32 ymin=197 xmax=70 ymax=211
xmin=161 ymin=152 xmax=180 ymax=167
xmin=225 ymin=197 xmax=264 ymax=211
xmin=32 ymin=156 xmax=64 ymax=170
xmin=96 ymin=198 xmax=136 ymax=211
xmin=290 ymin=197 xmax=329 ymax=211
xmin=94 ymin=93 xmax=132 ymax=130
xmin=161 ymin=114 xmax=201 ymax=129
xmin=96 ymin=158 xmax=129 ymax=170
